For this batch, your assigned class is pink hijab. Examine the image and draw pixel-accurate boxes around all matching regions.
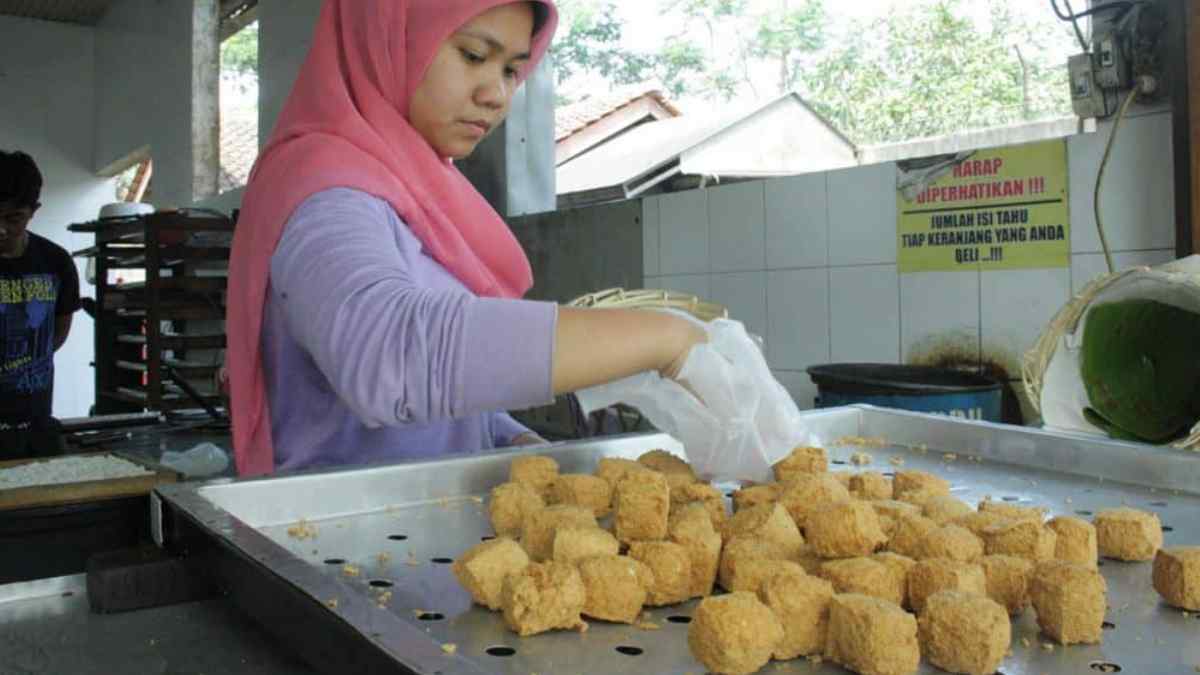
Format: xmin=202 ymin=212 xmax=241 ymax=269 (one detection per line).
xmin=226 ymin=0 xmax=559 ymax=476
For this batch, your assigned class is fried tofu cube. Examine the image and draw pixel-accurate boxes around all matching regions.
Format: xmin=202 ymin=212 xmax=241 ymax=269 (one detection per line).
xmin=831 ymin=472 xmax=853 ymax=489
xmin=521 ymin=505 xmax=598 ymax=562
xmin=577 ymin=555 xmax=653 ymax=623
xmin=916 ymin=525 xmax=984 ymax=563
xmin=509 ymin=455 xmax=559 ymax=496
xmin=778 ymin=474 xmax=852 ymax=531
xmin=614 ymin=470 xmax=670 ymax=543
xmin=628 ymin=540 xmax=693 ymax=606
xmin=501 ymin=561 xmax=586 ymax=636
xmin=794 ymin=543 xmax=827 ymax=575
xmin=806 ymin=500 xmax=887 ymax=558
xmin=893 ymin=470 xmax=951 ymax=500
xmin=1094 ymin=507 xmax=1163 ymax=561
xmin=773 ymin=446 xmax=829 ymax=482
xmin=872 ymin=499 xmax=922 ymax=521
xmin=637 ymin=449 xmax=696 ymax=479
xmin=898 ymin=488 xmax=945 ymax=507
xmin=872 ymin=552 xmax=917 ymax=609
xmin=1153 ymin=547 xmax=1200 ymax=611
xmin=730 ymin=483 xmax=781 ymax=513
xmin=669 ymin=504 xmax=722 ymax=598
xmin=1047 ymin=516 xmax=1098 ymax=567
xmin=817 ymin=557 xmax=902 ymax=606
xmin=662 ymin=470 xmax=699 ymax=498
xmin=548 ymin=473 xmax=612 ymax=518
xmin=669 ymin=481 xmax=728 ymax=530
xmin=907 ymin=558 xmax=987 ymax=613
xmin=1029 ymin=560 xmax=1106 ymax=644
xmin=451 ymin=537 xmax=530 ymax=610
xmin=551 ymin=527 xmax=619 ymax=565
xmin=488 ymin=481 xmax=545 ymax=538
xmin=888 ymin=513 xmax=939 ymax=559
xmin=723 ymin=502 xmax=805 ymax=557
xmin=919 ymin=591 xmax=1011 ymax=675
xmin=825 ymin=594 xmax=920 ymax=675
xmin=688 ymin=592 xmax=784 ymax=675
xmin=978 ymin=499 xmax=1045 ymax=522
xmin=923 ymin=495 xmax=974 ymax=526
xmin=718 ymin=536 xmax=789 ymax=592
xmin=982 ymin=519 xmax=1057 ymax=562
xmin=953 ymin=511 xmax=1013 ymax=538
xmin=980 ymin=554 xmax=1034 ymax=616
xmin=758 ymin=568 xmax=834 ymax=659
xmin=850 ymin=472 xmax=893 ymax=500
xmin=595 ymin=457 xmax=648 ymax=491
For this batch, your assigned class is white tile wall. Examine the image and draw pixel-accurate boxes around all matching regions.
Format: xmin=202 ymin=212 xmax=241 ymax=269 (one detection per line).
xmin=1069 ymin=111 xmax=1175 ymax=253
xmin=766 ymin=173 xmax=829 ymax=269
xmin=900 ymin=271 xmax=981 ymax=365
xmin=774 ymin=370 xmax=819 ymax=410
xmin=766 ymin=269 xmax=831 ymax=371
xmin=709 ymin=181 xmax=766 ymax=273
xmin=980 ymin=268 xmax=1071 ymax=376
xmin=642 ymin=196 xmax=660 ymax=277
xmin=650 ymin=273 xmax=711 ymax=300
xmin=641 ymin=111 xmax=1178 ymax=423
xmin=1070 ymin=249 xmax=1178 ymax=293
xmin=830 ymin=265 xmax=901 ymax=363
xmin=659 ymin=189 xmax=709 ymax=275
xmin=828 ymin=162 xmax=899 ymax=266
xmin=710 ymin=272 xmax=767 ymax=340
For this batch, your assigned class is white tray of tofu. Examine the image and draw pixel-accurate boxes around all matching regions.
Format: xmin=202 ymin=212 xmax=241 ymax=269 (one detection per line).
xmin=153 ymin=405 xmax=1200 ymax=675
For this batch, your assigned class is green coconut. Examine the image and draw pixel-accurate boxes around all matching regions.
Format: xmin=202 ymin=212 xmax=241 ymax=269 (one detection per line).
xmin=1080 ymin=299 xmax=1200 ymax=444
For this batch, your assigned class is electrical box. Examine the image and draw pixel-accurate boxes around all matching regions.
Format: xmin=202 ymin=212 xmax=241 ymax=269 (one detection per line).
xmin=1069 ymin=53 xmax=1107 ymax=119
xmin=1092 ymin=28 xmax=1130 ymax=89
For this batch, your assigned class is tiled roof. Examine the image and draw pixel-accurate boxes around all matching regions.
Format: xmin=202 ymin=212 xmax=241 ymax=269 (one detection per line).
xmin=555 ymin=83 xmax=680 ymax=141
xmin=219 ymin=105 xmax=258 ymax=193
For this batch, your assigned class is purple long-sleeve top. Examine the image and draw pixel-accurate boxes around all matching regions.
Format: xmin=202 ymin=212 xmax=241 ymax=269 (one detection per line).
xmin=262 ymin=188 xmax=557 ymax=472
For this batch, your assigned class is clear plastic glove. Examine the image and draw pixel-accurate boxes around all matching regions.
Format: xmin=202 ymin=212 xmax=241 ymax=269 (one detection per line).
xmin=575 ymin=318 xmax=807 ymax=483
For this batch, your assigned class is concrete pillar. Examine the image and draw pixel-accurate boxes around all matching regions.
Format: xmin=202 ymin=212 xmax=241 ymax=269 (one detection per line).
xmin=193 ymin=0 xmax=220 ymax=200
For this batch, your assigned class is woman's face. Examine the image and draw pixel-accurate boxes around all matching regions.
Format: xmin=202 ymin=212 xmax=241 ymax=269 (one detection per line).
xmin=409 ymin=3 xmax=535 ymax=160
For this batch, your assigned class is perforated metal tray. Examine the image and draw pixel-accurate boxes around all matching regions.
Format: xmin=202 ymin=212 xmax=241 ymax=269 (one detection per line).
xmin=153 ymin=406 xmax=1200 ymax=674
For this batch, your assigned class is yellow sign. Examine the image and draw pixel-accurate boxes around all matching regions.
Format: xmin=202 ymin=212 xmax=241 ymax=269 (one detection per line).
xmin=897 ymin=139 xmax=1069 ymax=272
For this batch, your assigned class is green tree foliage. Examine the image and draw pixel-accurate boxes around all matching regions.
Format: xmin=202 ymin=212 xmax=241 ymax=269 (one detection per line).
xmin=549 ymin=0 xmax=707 ymax=100
xmin=800 ymin=0 xmax=1075 ymax=144
xmin=221 ymin=21 xmax=259 ymax=81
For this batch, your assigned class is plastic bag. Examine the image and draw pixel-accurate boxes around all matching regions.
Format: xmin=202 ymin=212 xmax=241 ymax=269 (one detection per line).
xmin=575 ymin=318 xmax=808 ymax=483
xmin=160 ymin=442 xmax=230 ymax=478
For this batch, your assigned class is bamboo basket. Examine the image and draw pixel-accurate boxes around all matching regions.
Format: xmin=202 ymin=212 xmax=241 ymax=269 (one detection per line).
xmin=1020 ymin=261 xmax=1200 ymax=451
xmin=567 ymin=287 xmax=728 ymax=322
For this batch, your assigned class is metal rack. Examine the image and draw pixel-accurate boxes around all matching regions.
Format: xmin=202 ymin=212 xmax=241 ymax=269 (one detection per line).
xmin=70 ymin=212 xmax=233 ymax=415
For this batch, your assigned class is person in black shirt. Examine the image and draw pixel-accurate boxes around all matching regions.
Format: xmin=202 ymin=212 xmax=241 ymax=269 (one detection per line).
xmin=0 ymin=150 xmax=81 ymax=460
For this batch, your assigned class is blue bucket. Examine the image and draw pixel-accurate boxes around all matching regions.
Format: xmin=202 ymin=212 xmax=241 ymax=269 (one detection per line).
xmin=807 ymin=363 xmax=1003 ymax=423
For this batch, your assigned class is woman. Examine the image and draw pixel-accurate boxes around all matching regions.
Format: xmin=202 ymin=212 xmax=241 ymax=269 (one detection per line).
xmin=227 ymin=0 xmax=705 ymax=476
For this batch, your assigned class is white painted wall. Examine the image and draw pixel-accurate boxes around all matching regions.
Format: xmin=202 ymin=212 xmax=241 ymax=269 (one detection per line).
xmin=643 ymin=108 xmax=1178 ymax=421
xmin=94 ymin=0 xmax=197 ymax=208
xmin=0 ymin=16 xmax=118 ymax=418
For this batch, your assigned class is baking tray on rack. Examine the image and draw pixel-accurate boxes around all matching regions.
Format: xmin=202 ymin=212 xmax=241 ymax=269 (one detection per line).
xmin=152 ymin=405 xmax=1200 ymax=675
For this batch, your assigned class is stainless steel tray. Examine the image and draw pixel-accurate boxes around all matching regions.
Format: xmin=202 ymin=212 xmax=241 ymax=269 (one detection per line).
xmin=153 ymin=405 xmax=1200 ymax=675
